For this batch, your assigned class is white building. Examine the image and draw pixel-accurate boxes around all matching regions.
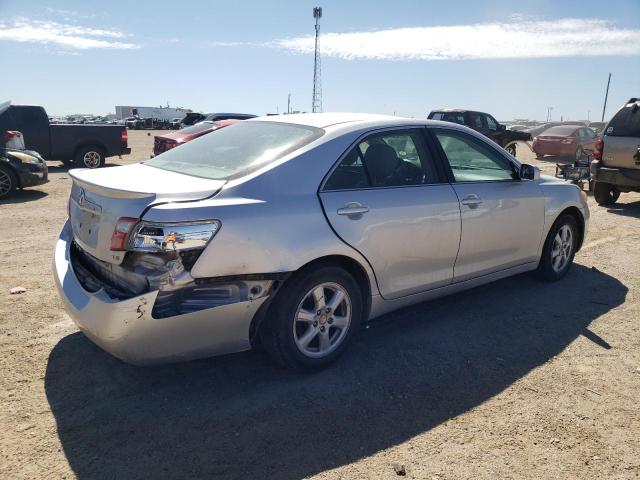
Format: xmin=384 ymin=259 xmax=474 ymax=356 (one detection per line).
xmin=115 ymin=106 xmax=191 ymax=121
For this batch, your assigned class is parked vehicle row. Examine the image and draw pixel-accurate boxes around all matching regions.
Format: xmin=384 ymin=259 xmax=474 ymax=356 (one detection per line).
xmin=1 ymin=103 xmax=130 ymax=169
xmin=427 ymin=109 xmax=531 ymax=157
xmin=54 ymin=113 xmax=589 ymax=371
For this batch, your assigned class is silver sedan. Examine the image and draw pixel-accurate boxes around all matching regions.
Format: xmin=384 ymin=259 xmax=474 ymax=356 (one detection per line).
xmin=53 ymin=113 xmax=589 ymax=371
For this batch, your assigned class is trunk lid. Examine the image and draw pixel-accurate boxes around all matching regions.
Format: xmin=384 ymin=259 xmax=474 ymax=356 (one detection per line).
xmin=69 ymin=163 xmax=224 ymax=264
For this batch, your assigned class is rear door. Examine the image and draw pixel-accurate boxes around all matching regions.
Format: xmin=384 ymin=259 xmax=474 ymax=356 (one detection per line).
xmin=430 ymin=127 xmax=545 ymax=281
xmin=320 ymin=128 xmax=461 ymax=300
xmin=602 ymin=101 xmax=640 ymax=169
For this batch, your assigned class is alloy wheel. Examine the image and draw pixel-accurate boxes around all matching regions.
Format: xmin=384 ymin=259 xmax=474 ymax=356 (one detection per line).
xmin=83 ymin=151 xmax=101 ymax=168
xmin=551 ymin=225 xmax=573 ymax=273
xmin=293 ymin=282 xmax=352 ymax=358
xmin=0 ymin=169 xmax=12 ymax=197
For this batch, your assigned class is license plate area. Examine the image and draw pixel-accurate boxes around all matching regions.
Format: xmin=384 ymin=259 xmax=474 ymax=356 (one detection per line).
xmin=70 ymin=198 xmax=102 ymax=248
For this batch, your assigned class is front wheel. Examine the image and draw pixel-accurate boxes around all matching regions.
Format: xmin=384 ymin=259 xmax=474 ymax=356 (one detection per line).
xmin=536 ymin=214 xmax=578 ymax=281
xmin=261 ymin=266 xmax=363 ymax=371
xmin=593 ymin=182 xmax=620 ymax=205
xmin=0 ymin=165 xmax=17 ymax=200
xmin=75 ymin=147 xmax=105 ymax=169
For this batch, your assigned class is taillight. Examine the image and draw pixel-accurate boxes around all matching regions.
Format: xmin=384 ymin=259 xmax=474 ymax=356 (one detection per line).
xmin=121 ymin=128 xmax=128 ymax=146
xmin=110 ymin=217 xmax=139 ymax=251
xmin=3 ymin=131 xmax=18 ymax=142
xmin=593 ymin=139 xmax=604 ymax=160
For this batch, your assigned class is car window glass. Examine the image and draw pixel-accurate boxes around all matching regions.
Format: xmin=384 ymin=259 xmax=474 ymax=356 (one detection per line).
xmin=606 ymin=104 xmax=640 ymax=137
xmin=468 ymin=113 xmax=483 ymax=129
xmin=431 ymin=113 xmax=444 ymax=121
xmin=324 ymin=131 xmax=437 ymax=190
xmin=442 ymin=113 xmax=465 ymax=124
xmin=484 ymin=115 xmax=498 ymax=130
xmin=435 ymin=130 xmax=515 ymax=182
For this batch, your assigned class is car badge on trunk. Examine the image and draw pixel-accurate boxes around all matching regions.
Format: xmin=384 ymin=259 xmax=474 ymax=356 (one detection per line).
xmin=77 ymin=188 xmax=102 ymax=214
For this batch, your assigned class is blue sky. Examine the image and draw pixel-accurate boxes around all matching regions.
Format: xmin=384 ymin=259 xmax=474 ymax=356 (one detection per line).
xmin=0 ymin=0 xmax=638 ymax=121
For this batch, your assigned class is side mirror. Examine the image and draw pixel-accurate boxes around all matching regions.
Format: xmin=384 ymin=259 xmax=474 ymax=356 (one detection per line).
xmin=520 ymin=163 xmax=540 ymax=180
xmin=498 ymin=124 xmax=506 ymax=131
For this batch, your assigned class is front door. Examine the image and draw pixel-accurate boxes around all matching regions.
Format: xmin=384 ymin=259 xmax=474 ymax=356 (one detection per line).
xmin=431 ymin=128 xmax=545 ymax=281
xmin=320 ymin=128 xmax=461 ymax=300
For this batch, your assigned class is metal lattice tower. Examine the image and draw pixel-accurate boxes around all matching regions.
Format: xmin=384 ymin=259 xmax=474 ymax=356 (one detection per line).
xmin=312 ymin=7 xmax=323 ymax=113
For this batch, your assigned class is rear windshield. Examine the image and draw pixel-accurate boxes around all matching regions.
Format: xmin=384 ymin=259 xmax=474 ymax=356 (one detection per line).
xmin=606 ymin=103 xmax=640 ymax=137
xmin=543 ymin=126 xmax=577 ymax=136
xmin=145 ymin=121 xmax=323 ymax=180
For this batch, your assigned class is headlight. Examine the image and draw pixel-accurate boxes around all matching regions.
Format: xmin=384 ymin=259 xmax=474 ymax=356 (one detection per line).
xmin=128 ymin=220 xmax=220 ymax=253
xmin=9 ymin=151 xmax=42 ymax=164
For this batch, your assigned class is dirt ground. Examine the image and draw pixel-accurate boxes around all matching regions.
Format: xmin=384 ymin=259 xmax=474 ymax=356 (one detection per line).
xmin=1 ymin=130 xmax=639 ymax=480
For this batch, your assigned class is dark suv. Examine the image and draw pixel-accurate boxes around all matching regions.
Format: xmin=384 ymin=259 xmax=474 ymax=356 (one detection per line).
xmin=590 ymin=98 xmax=640 ymax=205
xmin=428 ymin=109 xmax=531 ymax=157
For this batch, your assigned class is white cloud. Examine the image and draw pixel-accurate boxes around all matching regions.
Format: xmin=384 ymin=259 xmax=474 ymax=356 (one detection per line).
xmin=0 ymin=19 xmax=138 ymax=50
xmin=273 ymin=18 xmax=640 ymax=60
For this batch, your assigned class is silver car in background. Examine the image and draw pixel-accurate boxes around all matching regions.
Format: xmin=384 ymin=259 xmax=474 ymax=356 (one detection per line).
xmin=53 ymin=113 xmax=589 ymax=371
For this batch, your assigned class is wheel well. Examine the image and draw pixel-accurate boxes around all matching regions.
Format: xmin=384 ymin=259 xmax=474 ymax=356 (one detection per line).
xmin=74 ymin=142 xmax=106 ymax=159
xmin=559 ymin=206 xmax=585 ymax=251
xmin=249 ymin=255 xmax=373 ymax=346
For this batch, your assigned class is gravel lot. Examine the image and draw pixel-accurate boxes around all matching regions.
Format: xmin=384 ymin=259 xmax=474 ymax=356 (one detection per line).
xmin=1 ymin=130 xmax=639 ymax=479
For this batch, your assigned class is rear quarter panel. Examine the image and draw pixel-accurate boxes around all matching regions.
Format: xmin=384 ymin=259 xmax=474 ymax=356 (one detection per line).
xmin=142 ymin=133 xmax=380 ymax=295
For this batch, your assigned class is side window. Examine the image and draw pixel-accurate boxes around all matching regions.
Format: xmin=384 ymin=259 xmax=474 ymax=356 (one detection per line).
xmin=324 ymin=131 xmax=437 ymax=190
xmin=468 ymin=112 xmax=484 ymax=129
xmin=431 ymin=113 xmax=444 ymax=121
xmin=443 ymin=113 xmax=465 ymax=125
xmin=434 ymin=130 xmax=516 ymax=182
xmin=484 ymin=115 xmax=498 ymax=131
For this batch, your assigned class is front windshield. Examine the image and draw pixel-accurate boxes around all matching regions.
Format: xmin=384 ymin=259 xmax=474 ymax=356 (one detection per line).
xmin=145 ymin=121 xmax=322 ymax=180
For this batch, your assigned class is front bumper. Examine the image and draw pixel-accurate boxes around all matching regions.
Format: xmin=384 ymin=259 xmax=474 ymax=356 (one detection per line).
xmin=53 ymin=221 xmax=267 ymax=365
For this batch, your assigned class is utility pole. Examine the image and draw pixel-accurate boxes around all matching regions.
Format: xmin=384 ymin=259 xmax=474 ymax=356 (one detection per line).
xmin=287 ymin=94 xmax=291 ymax=114
xmin=546 ymin=106 xmax=553 ymax=122
xmin=312 ymin=7 xmax=323 ymax=113
xmin=601 ymin=73 xmax=611 ymax=122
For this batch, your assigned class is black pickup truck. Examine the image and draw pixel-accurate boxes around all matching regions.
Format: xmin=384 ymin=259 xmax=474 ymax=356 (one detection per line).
xmin=428 ymin=109 xmax=531 ymax=157
xmin=0 ymin=103 xmax=130 ymax=168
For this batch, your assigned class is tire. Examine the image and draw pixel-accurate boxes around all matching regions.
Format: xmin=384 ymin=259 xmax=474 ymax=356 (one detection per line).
xmin=574 ymin=146 xmax=583 ymax=161
xmin=61 ymin=159 xmax=74 ymax=166
xmin=593 ymin=182 xmax=620 ymax=205
xmin=0 ymin=165 xmax=17 ymax=200
xmin=260 ymin=265 xmax=363 ymax=372
xmin=505 ymin=144 xmax=517 ymax=157
xmin=536 ymin=214 xmax=578 ymax=281
xmin=535 ymin=153 xmax=545 ymax=159
xmin=75 ymin=146 xmax=105 ymax=169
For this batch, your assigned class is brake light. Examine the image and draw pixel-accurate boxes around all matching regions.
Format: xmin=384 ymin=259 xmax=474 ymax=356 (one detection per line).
xmin=110 ymin=217 xmax=139 ymax=251
xmin=121 ymin=128 xmax=128 ymax=146
xmin=593 ymin=139 xmax=604 ymax=160
xmin=3 ymin=131 xmax=19 ymax=142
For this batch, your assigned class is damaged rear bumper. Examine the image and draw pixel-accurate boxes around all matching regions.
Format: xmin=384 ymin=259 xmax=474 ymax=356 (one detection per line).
xmin=53 ymin=221 xmax=269 ymax=365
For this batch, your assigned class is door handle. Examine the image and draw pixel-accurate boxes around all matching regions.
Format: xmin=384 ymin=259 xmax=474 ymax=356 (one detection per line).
xmin=461 ymin=194 xmax=483 ymax=206
xmin=337 ymin=202 xmax=369 ymax=216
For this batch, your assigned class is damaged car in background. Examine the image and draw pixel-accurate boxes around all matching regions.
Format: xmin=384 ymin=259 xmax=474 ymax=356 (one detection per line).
xmin=54 ymin=113 xmax=589 ymax=371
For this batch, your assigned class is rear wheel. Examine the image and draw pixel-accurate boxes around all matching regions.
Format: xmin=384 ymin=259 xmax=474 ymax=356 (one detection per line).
xmin=505 ymin=144 xmax=517 ymax=157
xmin=574 ymin=146 xmax=583 ymax=161
xmin=75 ymin=147 xmax=105 ymax=169
xmin=536 ymin=214 xmax=578 ymax=281
xmin=261 ymin=266 xmax=362 ymax=371
xmin=0 ymin=165 xmax=17 ymax=200
xmin=593 ymin=182 xmax=620 ymax=205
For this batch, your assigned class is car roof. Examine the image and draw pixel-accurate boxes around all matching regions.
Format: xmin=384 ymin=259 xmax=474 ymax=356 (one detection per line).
xmin=247 ymin=112 xmax=412 ymax=128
